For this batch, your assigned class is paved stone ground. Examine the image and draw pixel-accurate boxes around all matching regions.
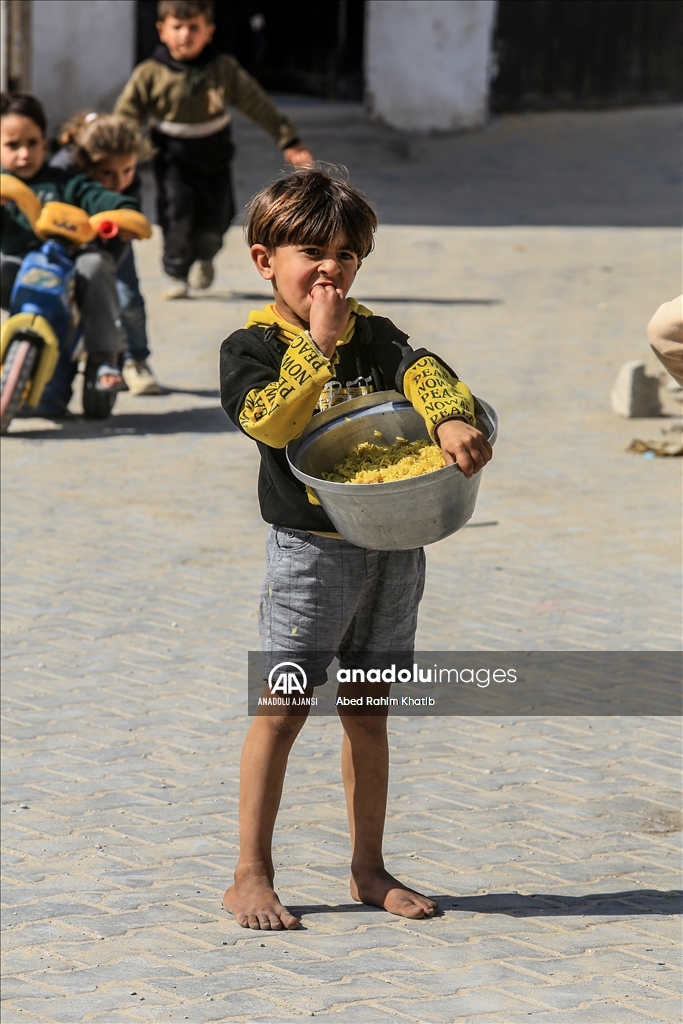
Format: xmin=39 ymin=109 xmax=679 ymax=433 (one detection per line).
xmin=2 ymin=105 xmax=682 ymax=1022
xmin=227 ymin=100 xmax=682 ymax=227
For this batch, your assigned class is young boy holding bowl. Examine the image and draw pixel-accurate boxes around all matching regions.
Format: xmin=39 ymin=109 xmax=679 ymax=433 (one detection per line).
xmin=219 ymin=166 xmax=492 ymax=930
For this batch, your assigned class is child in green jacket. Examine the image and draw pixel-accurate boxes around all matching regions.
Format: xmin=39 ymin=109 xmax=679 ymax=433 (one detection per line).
xmin=1 ymin=92 xmax=138 ymax=398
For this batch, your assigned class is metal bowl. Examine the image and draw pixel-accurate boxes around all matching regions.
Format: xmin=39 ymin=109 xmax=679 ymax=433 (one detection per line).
xmin=287 ymin=390 xmax=498 ymax=550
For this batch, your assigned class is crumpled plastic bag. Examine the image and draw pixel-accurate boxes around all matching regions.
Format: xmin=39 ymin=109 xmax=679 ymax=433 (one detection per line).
xmin=628 ymin=423 xmax=683 ymax=457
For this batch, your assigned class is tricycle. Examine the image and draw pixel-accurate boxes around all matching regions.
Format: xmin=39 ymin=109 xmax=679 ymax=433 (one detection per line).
xmin=0 ymin=173 xmax=152 ymax=434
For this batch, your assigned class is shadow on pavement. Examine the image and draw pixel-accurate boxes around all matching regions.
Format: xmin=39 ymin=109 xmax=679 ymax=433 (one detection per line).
xmin=7 ymin=405 xmax=236 ymax=439
xmin=291 ymin=889 xmax=682 ymax=917
xmin=193 ymin=291 xmax=503 ymax=306
xmin=164 ymin=387 xmax=221 ymax=399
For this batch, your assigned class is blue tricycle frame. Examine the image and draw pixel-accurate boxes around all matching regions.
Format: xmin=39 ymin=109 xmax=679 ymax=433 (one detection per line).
xmin=0 ymin=240 xmax=114 ymax=432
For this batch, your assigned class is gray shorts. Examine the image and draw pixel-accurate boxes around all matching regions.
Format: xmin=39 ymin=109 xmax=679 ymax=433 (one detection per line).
xmin=259 ymin=527 xmax=426 ymax=686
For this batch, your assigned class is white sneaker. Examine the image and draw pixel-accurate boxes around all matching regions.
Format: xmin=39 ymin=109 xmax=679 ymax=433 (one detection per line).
xmin=189 ymin=259 xmax=214 ymax=290
xmin=123 ymin=359 xmax=163 ymax=395
xmin=161 ymin=276 xmax=189 ymax=300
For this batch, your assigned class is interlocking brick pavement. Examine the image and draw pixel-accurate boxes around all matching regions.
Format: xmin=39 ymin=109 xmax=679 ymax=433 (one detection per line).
xmin=2 ymin=104 xmax=681 ymax=1022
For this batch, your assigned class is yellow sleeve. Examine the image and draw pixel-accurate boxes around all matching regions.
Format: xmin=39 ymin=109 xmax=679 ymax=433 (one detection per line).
xmin=402 ymin=356 xmax=476 ymax=440
xmin=239 ymin=334 xmax=334 ymax=447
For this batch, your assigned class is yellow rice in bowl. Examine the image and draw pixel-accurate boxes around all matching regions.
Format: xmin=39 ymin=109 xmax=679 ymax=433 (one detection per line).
xmin=322 ymin=437 xmax=446 ymax=484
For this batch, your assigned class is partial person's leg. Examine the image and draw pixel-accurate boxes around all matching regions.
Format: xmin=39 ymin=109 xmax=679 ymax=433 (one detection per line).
xmin=116 ymin=247 xmax=150 ymax=361
xmin=224 ymin=702 xmax=310 ymax=930
xmin=34 ymin=350 xmax=78 ymax=416
xmin=337 ymin=546 xmax=437 ymax=918
xmin=0 ymin=254 xmax=23 ymax=310
xmin=225 ymin=529 xmax=365 ymax=930
xmin=188 ymin=166 xmax=235 ymax=289
xmin=74 ymin=251 xmax=127 ymax=390
xmin=116 ymin=247 xmax=162 ymax=394
xmin=154 ymin=153 xmax=195 ymax=289
xmin=338 ymin=691 xmax=437 ymax=919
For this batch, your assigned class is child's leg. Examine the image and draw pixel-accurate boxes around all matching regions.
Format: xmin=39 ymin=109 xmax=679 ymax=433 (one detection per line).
xmin=75 ymin=252 xmax=124 ymax=354
xmin=116 ymin=247 xmax=150 ymax=362
xmin=0 ymin=254 xmax=23 ymax=310
xmin=74 ymin=251 xmax=126 ymax=388
xmin=225 ymin=528 xmax=352 ymax=930
xmin=223 ymin=704 xmax=310 ymax=930
xmin=227 ymin=533 xmax=434 ymax=929
xmin=190 ymin=165 xmax=235 ymax=284
xmin=116 ymin=248 xmax=161 ymax=395
xmin=336 ymin=547 xmax=437 ymax=917
xmin=337 ymin=687 xmax=438 ymax=919
xmin=154 ymin=153 xmax=195 ymax=283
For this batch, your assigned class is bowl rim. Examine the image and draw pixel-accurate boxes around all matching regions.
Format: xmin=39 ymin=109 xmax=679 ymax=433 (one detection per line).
xmin=287 ymin=390 xmax=497 ymax=492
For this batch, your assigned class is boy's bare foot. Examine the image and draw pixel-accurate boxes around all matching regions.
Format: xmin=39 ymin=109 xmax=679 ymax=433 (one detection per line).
xmin=350 ymin=868 xmax=438 ymax=919
xmin=223 ymin=872 xmax=300 ymax=930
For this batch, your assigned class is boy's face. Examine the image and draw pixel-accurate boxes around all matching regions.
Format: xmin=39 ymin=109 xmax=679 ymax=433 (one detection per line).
xmin=157 ymin=14 xmax=215 ymax=61
xmin=89 ymin=153 xmax=137 ymax=194
xmin=0 ymin=114 xmax=48 ymax=179
xmin=251 ymin=234 xmax=361 ymax=328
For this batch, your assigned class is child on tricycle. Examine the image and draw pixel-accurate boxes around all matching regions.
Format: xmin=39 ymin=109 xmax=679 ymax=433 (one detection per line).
xmin=0 ymin=93 xmax=147 ymax=418
xmin=51 ymin=111 xmax=162 ymax=395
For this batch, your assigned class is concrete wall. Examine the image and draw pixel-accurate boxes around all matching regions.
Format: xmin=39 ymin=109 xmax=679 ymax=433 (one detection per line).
xmin=31 ymin=0 xmax=136 ymax=131
xmin=365 ymin=0 xmax=497 ymax=132
xmin=1 ymin=0 xmax=12 ymax=91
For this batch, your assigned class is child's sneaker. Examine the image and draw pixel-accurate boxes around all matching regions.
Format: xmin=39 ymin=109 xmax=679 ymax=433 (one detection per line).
xmin=123 ymin=359 xmax=163 ymax=395
xmin=189 ymin=259 xmax=214 ymax=290
xmin=161 ymin=276 xmax=189 ymax=299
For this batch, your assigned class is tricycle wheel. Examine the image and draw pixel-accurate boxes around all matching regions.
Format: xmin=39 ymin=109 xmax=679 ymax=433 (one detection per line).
xmin=0 ymin=337 xmax=39 ymax=435
xmin=82 ymin=362 xmax=118 ymax=420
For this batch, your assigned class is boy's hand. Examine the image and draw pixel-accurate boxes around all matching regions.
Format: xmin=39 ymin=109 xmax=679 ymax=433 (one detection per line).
xmin=435 ymin=418 xmax=493 ymax=478
xmin=283 ymin=143 xmax=314 ymax=167
xmin=309 ymin=283 xmax=349 ymax=359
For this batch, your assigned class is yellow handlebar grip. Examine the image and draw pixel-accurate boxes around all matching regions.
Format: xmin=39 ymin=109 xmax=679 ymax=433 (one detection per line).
xmin=0 ymin=173 xmax=43 ymax=229
xmin=89 ymin=209 xmax=153 ymax=240
xmin=34 ymin=202 xmax=97 ymax=245
xmin=0 ymin=173 xmax=153 ymax=244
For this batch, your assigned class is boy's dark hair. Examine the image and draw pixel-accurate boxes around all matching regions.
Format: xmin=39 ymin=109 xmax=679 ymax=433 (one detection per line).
xmin=157 ymin=0 xmax=214 ymax=21
xmin=0 ymin=92 xmax=47 ymax=135
xmin=246 ymin=167 xmax=377 ymax=260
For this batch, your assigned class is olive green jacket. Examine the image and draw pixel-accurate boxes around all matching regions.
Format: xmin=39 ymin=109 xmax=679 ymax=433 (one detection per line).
xmin=114 ymin=46 xmax=299 ymax=150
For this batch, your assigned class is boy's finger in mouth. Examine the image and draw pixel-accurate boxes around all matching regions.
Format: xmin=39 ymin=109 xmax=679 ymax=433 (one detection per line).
xmin=310 ymin=283 xmax=346 ymax=301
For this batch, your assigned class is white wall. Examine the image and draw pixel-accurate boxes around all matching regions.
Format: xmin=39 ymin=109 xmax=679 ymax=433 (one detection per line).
xmin=31 ymin=0 xmax=136 ymax=131
xmin=1 ymin=0 xmax=9 ymax=90
xmin=365 ymin=0 xmax=497 ymax=132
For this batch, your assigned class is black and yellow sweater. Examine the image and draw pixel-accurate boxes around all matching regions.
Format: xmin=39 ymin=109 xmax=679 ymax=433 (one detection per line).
xmin=219 ymin=301 xmax=476 ymax=534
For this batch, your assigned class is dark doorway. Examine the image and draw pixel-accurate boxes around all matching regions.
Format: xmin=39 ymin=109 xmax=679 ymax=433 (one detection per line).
xmin=136 ymin=1 xmax=365 ymax=100
xmin=491 ymin=0 xmax=683 ymax=111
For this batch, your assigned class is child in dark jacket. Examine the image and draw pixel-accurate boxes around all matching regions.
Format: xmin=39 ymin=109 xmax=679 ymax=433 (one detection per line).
xmin=115 ymin=0 xmax=313 ymax=299
xmin=1 ymin=92 xmax=138 ymax=399
xmin=219 ymin=168 xmax=492 ymax=930
xmin=51 ymin=111 xmax=162 ymax=395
